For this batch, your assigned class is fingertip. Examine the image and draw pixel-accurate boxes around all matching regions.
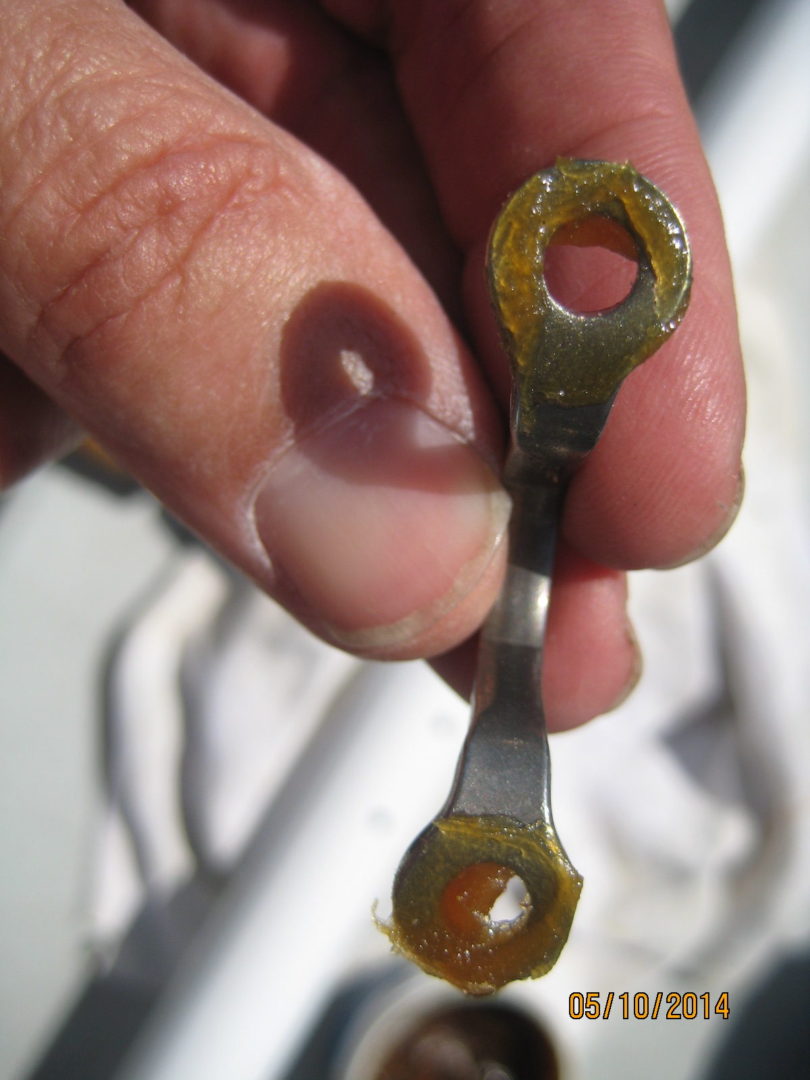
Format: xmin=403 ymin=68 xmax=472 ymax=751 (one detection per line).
xmin=542 ymin=550 xmax=638 ymax=732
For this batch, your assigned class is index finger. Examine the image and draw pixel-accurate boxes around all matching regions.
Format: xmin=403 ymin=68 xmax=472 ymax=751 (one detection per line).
xmin=326 ymin=0 xmax=746 ymax=569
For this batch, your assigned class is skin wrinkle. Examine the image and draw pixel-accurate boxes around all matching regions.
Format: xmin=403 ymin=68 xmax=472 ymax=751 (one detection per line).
xmin=2 ymin=9 xmax=172 ymax=166
xmin=9 ymin=81 xmax=256 ymax=223
xmin=1 ymin=16 xmax=303 ymax=355
xmin=11 ymin=49 xmax=488 ymax=570
xmin=3 ymin=6 xmax=273 ymax=204
xmin=43 ymin=134 xmax=279 ymax=289
xmin=1 ymin=44 xmax=80 ymax=167
xmin=27 ymin=140 xmax=286 ymax=379
xmin=49 ymin=211 xmax=212 ymax=383
xmin=5 ymin=72 xmax=261 ymax=231
xmin=30 ymin=179 xmax=226 ymax=373
xmin=5 ymin=95 xmax=172 ymax=236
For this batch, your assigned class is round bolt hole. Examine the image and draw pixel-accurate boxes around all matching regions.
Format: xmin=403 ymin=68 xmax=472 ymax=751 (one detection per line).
xmin=544 ymin=214 xmax=639 ymax=314
xmin=440 ymin=863 xmax=531 ymax=939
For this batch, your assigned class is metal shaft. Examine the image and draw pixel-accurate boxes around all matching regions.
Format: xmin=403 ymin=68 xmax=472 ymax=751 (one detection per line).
xmin=443 ymin=479 xmax=563 ymax=825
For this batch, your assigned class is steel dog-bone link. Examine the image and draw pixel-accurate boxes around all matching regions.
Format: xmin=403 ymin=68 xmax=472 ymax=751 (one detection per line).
xmin=383 ymin=159 xmax=692 ymax=994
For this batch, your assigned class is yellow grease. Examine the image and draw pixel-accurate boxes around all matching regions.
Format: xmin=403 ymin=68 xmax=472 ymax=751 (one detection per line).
xmin=487 ymin=158 xmax=692 ymax=406
xmin=384 ymin=816 xmax=582 ymax=996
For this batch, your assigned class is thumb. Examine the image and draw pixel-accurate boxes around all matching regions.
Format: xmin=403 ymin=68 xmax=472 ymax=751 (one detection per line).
xmin=0 ymin=0 xmax=508 ymax=657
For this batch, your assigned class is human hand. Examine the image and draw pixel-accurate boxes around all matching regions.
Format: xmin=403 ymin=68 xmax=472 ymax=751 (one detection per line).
xmin=0 ymin=1 xmax=744 ymax=729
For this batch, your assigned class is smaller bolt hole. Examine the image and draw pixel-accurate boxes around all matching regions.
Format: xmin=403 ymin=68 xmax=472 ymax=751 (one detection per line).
xmin=488 ymin=874 xmax=530 ymax=926
xmin=441 ymin=864 xmax=531 ymax=938
xmin=544 ymin=213 xmax=639 ymax=314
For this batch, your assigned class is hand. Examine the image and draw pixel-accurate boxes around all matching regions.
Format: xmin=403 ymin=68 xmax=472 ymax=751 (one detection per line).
xmin=0 ymin=0 xmax=744 ymax=728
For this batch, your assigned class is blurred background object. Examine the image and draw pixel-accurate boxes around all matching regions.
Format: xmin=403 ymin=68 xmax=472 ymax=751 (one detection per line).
xmin=1 ymin=0 xmax=809 ymax=1077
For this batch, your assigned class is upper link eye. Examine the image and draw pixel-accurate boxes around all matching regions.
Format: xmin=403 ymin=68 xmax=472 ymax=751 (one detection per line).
xmin=487 ymin=157 xmax=691 ymax=407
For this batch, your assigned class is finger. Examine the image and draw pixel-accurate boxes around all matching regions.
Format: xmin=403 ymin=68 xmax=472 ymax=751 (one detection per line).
xmin=326 ymin=0 xmax=746 ymax=570
xmin=542 ymin=550 xmax=638 ymax=732
xmin=0 ymin=0 xmax=508 ymax=659
xmin=0 ymin=356 xmax=80 ymax=488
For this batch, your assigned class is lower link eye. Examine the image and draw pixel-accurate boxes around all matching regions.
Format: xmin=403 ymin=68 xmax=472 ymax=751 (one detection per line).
xmin=382 ymin=816 xmax=582 ymax=996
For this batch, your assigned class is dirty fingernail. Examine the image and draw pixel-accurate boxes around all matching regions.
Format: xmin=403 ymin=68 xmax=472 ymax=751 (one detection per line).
xmin=607 ymin=615 xmax=644 ymax=713
xmin=253 ymin=397 xmax=510 ymax=651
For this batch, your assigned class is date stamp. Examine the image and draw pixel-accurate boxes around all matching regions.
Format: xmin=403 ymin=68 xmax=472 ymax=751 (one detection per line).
xmin=568 ymin=991 xmax=730 ymax=1021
